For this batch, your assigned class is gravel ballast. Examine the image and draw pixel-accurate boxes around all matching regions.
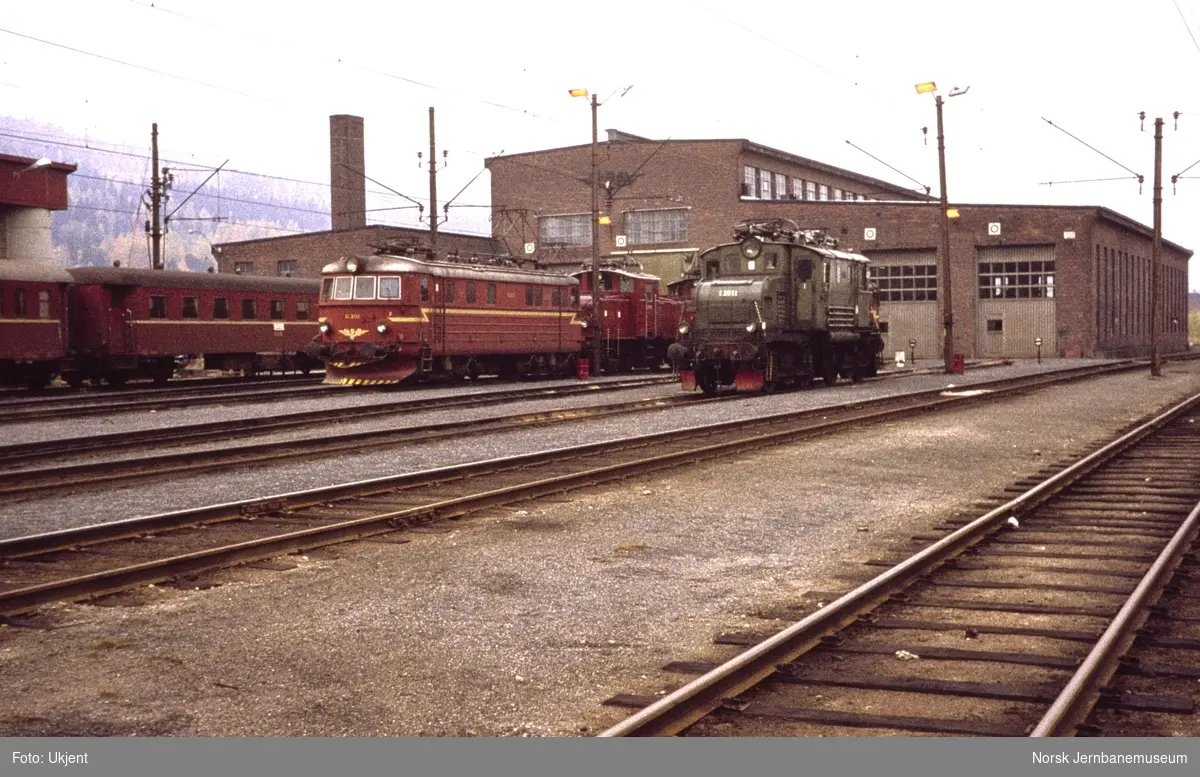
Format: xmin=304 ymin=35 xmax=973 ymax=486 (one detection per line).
xmin=0 ymin=359 xmax=1198 ymax=737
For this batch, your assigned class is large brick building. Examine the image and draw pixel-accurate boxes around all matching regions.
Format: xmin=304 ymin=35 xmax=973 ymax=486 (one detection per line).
xmin=487 ymin=131 xmax=1191 ymax=359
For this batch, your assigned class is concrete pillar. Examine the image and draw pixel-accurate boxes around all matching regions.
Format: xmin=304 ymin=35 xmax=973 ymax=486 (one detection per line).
xmin=1 ymin=207 xmax=53 ymax=262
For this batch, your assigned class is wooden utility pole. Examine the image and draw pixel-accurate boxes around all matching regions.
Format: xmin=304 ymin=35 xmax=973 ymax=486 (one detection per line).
xmin=149 ymin=123 xmax=163 ymax=270
xmin=1151 ymin=117 xmax=1163 ymax=377
xmin=428 ymin=107 xmax=438 ymax=253
xmin=935 ymin=95 xmax=954 ymax=374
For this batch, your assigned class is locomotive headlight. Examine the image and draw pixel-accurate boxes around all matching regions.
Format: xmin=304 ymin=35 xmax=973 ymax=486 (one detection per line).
xmin=741 ymin=238 xmax=763 ymax=259
xmin=346 ymin=257 xmax=360 ymax=273
xmin=319 ymin=321 xmax=332 ymax=335
xmin=375 ymin=321 xmax=389 ymax=335
xmin=580 ymin=319 xmax=589 ymax=329
xmin=745 ymin=321 xmax=758 ymax=333
xmin=677 ymin=323 xmax=689 ymax=335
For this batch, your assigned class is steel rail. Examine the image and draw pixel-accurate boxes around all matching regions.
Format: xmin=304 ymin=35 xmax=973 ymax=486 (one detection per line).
xmin=0 ymin=365 xmax=1161 ymax=616
xmin=1030 ymin=497 xmax=1200 ymax=736
xmin=0 ymin=375 xmax=675 ymax=466
xmin=0 ymin=363 xmax=1132 ymax=497
xmin=597 ymin=391 xmax=1200 ymax=737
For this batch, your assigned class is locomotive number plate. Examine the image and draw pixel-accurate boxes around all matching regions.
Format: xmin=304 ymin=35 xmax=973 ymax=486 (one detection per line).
xmin=718 ymin=289 xmax=739 ymax=297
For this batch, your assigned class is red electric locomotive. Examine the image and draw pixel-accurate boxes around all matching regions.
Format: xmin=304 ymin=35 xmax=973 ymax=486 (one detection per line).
xmin=308 ymin=252 xmax=583 ymax=386
xmin=63 ymin=267 xmax=320 ymax=387
xmin=0 ymin=260 xmax=72 ymax=390
xmin=572 ymin=261 xmax=684 ymax=372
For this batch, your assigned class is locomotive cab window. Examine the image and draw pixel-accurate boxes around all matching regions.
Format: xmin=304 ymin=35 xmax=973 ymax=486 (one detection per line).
xmin=182 ymin=296 xmax=199 ymax=319
xmin=552 ymin=287 xmax=562 ymax=308
xmin=333 ymin=277 xmax=353 ymax=300
xmin=823 ymin=262 xmax=831 ymax=285
xmin=38 ymin=291 xmax=50 ymax=318
xmin=766 ymin=253 xmax=778 ymax=269
xmin=525 ymin=286 xmax=534 ymax=306
xmin=242 ymin=298 xmax=257 ymax=320
xmin=214 ymin=297 xmax=230 ymax=319
xmin=466 ymin=282 xmax=477 ymax=304
xmin=705 ymin=259 xmax=720 ymax=278
xmin=296 ymin=300 xmax=310 ymax=320
xmin=445 ymin=280 xmax=455 ymax=303
xmin=353 ymin=276 xmax=376 ymax=300
xmin=570 ymin=287 xmax=579 ymax=307
xmin=321 ymin=278 xmax=334 ymax=300
xmin=378 ymin=277 xmax=400 ymax=299
xmin=487 ymin=283 xmax=497 ymax=305
xmin=270 ymin=300 xmax=285 ymax=320
xmin=14 ymin=289 xmax=26 ymax=316
xmin=620 ymin=276 xmax=634 ymax=293
xmin=795 ymin=258 xmax=813 ymax=282
xmin=420 ymin=277 xmax=430 ymax=302
xmin=149 ymin=295 xmax=167 ymax=319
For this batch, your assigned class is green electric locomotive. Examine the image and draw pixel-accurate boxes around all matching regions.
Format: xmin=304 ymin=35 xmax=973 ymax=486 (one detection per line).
xmin=667 ymin=219 xmax=884 ymax=394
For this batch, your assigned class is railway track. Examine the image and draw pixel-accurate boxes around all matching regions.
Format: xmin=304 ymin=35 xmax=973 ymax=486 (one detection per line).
xmin=0 ymin=376 xmax=679 ymax=495
xmin=0 ymin=361 xmax=1147 ymax=617
xmin=0 ymin=375 xmax=330 ymax=421
xmin=596 ymin=393 xmax=1200 ymax=738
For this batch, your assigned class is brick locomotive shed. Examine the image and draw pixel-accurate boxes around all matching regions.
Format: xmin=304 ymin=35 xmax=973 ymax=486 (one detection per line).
xmin=488 ymin=132 xmax=1191 ymax=360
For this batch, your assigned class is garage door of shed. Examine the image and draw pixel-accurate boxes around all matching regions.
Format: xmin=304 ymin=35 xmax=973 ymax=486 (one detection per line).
xmin=975 ymin=245 xmax=1057 ymax=358
xmin=866 ymin=250 xmax=940 ymax=361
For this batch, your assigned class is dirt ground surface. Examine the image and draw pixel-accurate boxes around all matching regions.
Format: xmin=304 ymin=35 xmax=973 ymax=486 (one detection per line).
xmin=2 ymin=359 xmax=1199 ymax=737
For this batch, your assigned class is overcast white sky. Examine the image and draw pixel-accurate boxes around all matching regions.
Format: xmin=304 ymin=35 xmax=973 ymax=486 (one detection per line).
xmin=4 ymin=0 xmax=1200 ymax=290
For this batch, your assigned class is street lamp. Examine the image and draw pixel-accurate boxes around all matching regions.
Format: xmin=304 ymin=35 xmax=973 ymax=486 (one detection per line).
xmin=570 ymin=87 xmax=603 ymax=375
xmin=915 ymin=81 xmax=969 ymax=374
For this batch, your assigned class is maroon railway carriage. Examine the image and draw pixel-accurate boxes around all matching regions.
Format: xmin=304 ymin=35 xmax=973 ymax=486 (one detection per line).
xmin=572 ymin=264 xmax=684 ymax=372
xmin=0 ymin=260 xmax=72 ymax=389
xmin=63 ymin=267 xmax=320 ymax=387
xmin=308 ymin=253 xmax=583 ymax=385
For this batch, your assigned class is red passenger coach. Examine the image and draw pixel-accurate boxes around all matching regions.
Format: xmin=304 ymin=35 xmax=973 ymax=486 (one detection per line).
xmin=0 ymin=261 xmax=71 ymax=389
xmin=64 ymin=267 xmax=320 ymax=387
xmin=309 ymin=253 xmax=583 ymax=385
xmin=572 ymin=263 xmax=684 ymax=372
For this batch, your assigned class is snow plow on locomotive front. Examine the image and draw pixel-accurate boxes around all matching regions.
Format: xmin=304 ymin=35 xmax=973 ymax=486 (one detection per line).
xmin=668 ymin=220 xmax=884 ymax=395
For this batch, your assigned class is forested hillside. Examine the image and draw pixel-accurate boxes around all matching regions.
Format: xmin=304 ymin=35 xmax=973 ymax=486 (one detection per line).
xmin=2 ymin=117 xmax=329 ymax=271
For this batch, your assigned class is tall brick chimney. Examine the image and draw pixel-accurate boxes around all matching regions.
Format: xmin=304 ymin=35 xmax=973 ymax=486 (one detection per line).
xmin=330 ymin=115 xmax=366 ymax=231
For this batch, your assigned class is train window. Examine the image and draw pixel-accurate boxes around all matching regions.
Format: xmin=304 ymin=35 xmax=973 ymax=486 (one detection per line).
xmin=620 ymin=276 xmax=634 ymax=292
xmin=182 ymin=296 xmax=199 ymax=319
xmin=525 ymin=286 xmax=534 ymax=306
xmin=766 ymin=253 xmax=778 ymax=269
xmin=214 ymin=297 xmax=230 ymax=319
xmin=296 ymin=300 xmax=310 ymax=320
xmin=150 ymin=295 xmax=167 ymax=319
xmin=378 ymin=277 xmax=400 ymax=299
xmin=705 ymin=260 xmax=720 ymax=278
xmin=321 ymin=278 xmax=334 ymax=300
xmin=14 ymin=289 xmax=26 ymax=316
xmin=270 ymin=300 xmax=285 ymax=320
xmin=551 ymin=287 xmax=561 ymax=307
xmin=353 ymin=276 xmax=376 ymax=300
xmin=466 ymin=282 xmax=477 ymax=303
xmin=535 ymin=287 xmax=544 ymax=306
xmin=38 ymin=291 xmax=50 ymax=318
xmin=242 ymin=298 xmax=257 ymax=320
xmin=487 ymin=283 xmax=496 ymax=305
xmin=446 ymin=280 xmax=455 ymax=303
xmin=570 ymin=287 xmax=580 ymax=307
xmin=333 ymin=277 xmax=353 ymax=300
xmin=795 ymin=259 xmax=813 ymax=282
xmin=823 ymin=262 xmax=831 ymax=285
xmin=420 ymin=277 xmax=430 ymax=302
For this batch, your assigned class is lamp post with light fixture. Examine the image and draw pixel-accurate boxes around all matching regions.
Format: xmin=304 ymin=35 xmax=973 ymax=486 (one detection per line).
xmin=570 ymin=87 xmax=603 ymax=375
xmin=916 ymin=81 xmax=968 ymax=374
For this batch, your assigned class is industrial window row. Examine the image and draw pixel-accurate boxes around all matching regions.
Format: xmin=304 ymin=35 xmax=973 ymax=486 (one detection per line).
xmin=741 ymin=165 xmax=871 ymax=202
xmin=148 ymin=295 xmax=310 ymax=321
xmin=977 ymin=261 xmax=1056 ymax=299
xmin=0 ymin=288 xmax=52 ymax=318
xmin=873 ymin=264 xmax=938 ymax=302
